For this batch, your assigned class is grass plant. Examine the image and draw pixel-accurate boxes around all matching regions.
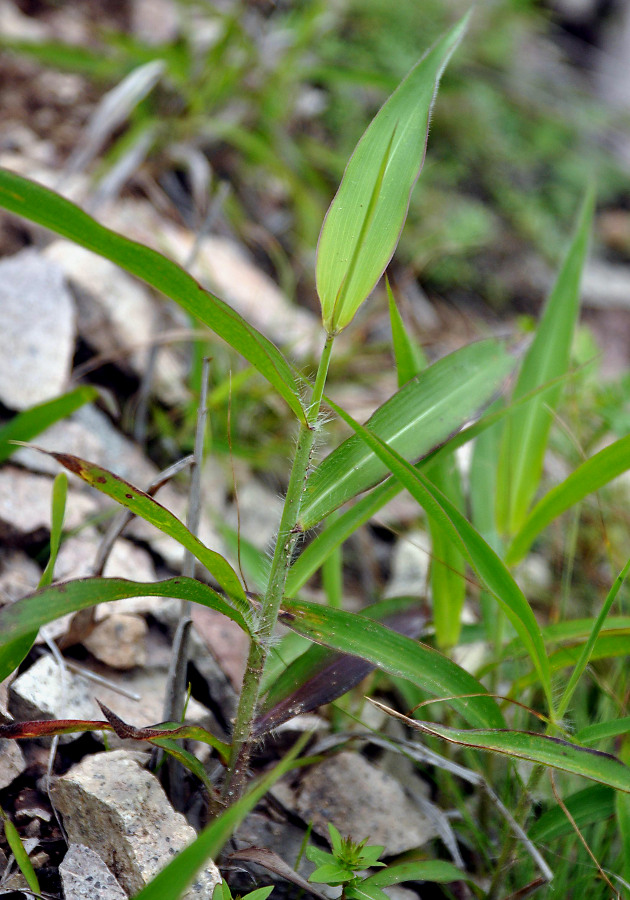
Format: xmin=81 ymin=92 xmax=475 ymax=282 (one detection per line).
xmin=0 ymin=9 xmax=630 ymax=900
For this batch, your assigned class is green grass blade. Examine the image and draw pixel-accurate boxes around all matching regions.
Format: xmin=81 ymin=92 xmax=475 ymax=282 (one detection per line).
xmin=316 ymin=14 xmax=470 ymax=333
xmin=279 ymin=599 xmax=504 ymax=729
xmin=148 ymin=738 xmax=216 ymax=794
xmin=527 ymin=785 xmax=614 ymax=842
xmin=372 ymin=703 xmax=630 ymax=793
xmin=46 ymin=450 xmax=247 ymax=609
xmin=512 ymin=631 xmax=630 ymax=693
xmin=0 ymin=386 xmax=98 ymax=464
xmin=0 ymin=167 xmax=306 ymax=423
xmin=556 ymin=556 xmax=630 ymax=719
xmin=288 ymin=381 xmax=562 ymax=597
xmin=0 ymin=576 xmax=251 ymax=643
xmin=387 ymin=278 xmax=427 ymax=385
xmin=425 ymin=457 xmax=466 ymax=648
xmin=132 ymin=734 xmax=309 ymax=900
xmin=495 ymin=186 xmax=595 ymax=537
xmin=327 ymin=399 xmax=553 ymax=713
xmin=299 ymin=339 xmax=514 ymax=531
xmin=506 ymin=433 xmax=630 ymax=566
xmin=39 ymin=472 xmax=68 ymax=589
xmin=576 ymin=717 xmax=630 ymax=745
xmin=1 ymin=805 xmax=40 ymax=895
xmin=0 ymin=634 xmax=38 ymax=684
xmin=616 ymin=790 xmax=630 ymax=885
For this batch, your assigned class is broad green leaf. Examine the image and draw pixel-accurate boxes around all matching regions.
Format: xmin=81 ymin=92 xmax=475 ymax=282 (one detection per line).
xmin=132 ymin=734 xmax=309 ymax=900
xmin=299 ymin=339 xmax=515 ymax=531
xmin=44 ymin=450 xmax=247 ymax=609
xmin=1 ymin=805 xmax=40 ymax=894
xmin=326 ymin=399 xmax=553 ymax=712
xmin=496 ymin=187 xmax=594 ymax=537
xmin=0 ymin=168 xmax=306 ymax=423
xmin=425 ymin=457 xmax=466 ymax=648
xmin=528 ymin=785 xmax=614 ymax=842
xmin=362 ymin=860 xmax=472 ymax=888
xmin=316 ymin=14 xmax=469 ymax=333
xmin=279 ymin=599 xmax=504 ymax=729
xmin=0 ymin=386 xmax=98 ymax=463
xmin=507 ymin=433 xmax=630 ymax=566
xmin=371 ymin=702 xmax=630 ymax=793
xmin=0 ymin=576 xmax=251 ymax=643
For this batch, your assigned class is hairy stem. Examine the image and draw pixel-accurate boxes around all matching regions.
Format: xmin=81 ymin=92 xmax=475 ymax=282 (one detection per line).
xmin=223 ymin=333 xmax=335 ymax=799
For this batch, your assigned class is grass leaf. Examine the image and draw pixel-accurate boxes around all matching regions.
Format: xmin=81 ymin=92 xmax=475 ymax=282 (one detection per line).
xmin=0 ymin=167 xmax=307 ymax=423
xmin=279 ymin=599 xmax=504 ymax=729
xmin=495 ymin=186 xmax=594 ymax=536
xmin=326 ymin=398 xmax=553 ymax=713
xmin=316 ymin=14 xmax=470 ymax=333
xmin=1 ymin=805 xmax=40 ymax=894
xmin=506 ymin=433 xmax=630 ymax=566
xmin=299 ymin=339 xmax=514 ymax=531
xmin=43 ymin=450 xmax=247 ymax=609
xmin=528 ymin=785 xmax=614 ymax=842
xmin=0 ymin=576 xmax=251 ymax=643
xmin=371 ymin=702 xmax=630 ymax=793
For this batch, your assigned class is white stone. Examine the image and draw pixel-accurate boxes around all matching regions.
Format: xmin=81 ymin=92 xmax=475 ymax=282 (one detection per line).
xmin=59 ymin=843 xmax=127 ymax=900
xmin=51 ymin=750 xmax=221 ymax=898
xmin=0 ymin=738 xmax=26 ymax=789
xmin=0 ymin=467 xmax=99 ymax=538
xmin=0 ymin=249 xmax=75 ymax=409
xmin=83 ymin=614 xmax=148 ymax=670
xmin=44 ymin=240 xmax=187 ymax=405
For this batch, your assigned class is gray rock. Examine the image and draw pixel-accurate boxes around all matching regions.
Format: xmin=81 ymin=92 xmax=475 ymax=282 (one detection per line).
xmin=59 ymin=843 xmax=128 ymax=900
xmin=295 ymin=752 xmax=437 ymax=855
xmin=83 ymin=613 xmax=148 ymax=670
xmin=0 ymin=467 xmax=99 ymax=540
xmin=44 ymin=241 xmax=187 ymax=405
xmin=132 ymin=0 xmax=179 ymax=44
xmin=0 ymin=249 xmax=75 ymax=409
xmin=0 ymin=738 xmax=26 ymax=789
xmin=0 ymin=549 xmax=41 ymax=605
xmin=51 ymin=750 xmax=221 ymax=898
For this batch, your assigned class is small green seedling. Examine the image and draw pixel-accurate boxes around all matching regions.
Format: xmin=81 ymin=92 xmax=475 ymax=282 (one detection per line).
xmin=307 ymin=823 xmax=388 ymax=900
xmin=212 ymin=877 xmax=274 ymax=900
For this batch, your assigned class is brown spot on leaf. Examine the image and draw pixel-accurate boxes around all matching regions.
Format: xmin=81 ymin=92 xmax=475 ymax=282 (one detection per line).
xmin=52 ymin=452 xmax=83 ymax=474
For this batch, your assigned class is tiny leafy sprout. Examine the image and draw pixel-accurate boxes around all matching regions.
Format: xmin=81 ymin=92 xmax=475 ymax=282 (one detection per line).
xmin=307 ymin=823 xmax=386 ymax=897
xmin=212 ymin=878 xmax=274 ymax=900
